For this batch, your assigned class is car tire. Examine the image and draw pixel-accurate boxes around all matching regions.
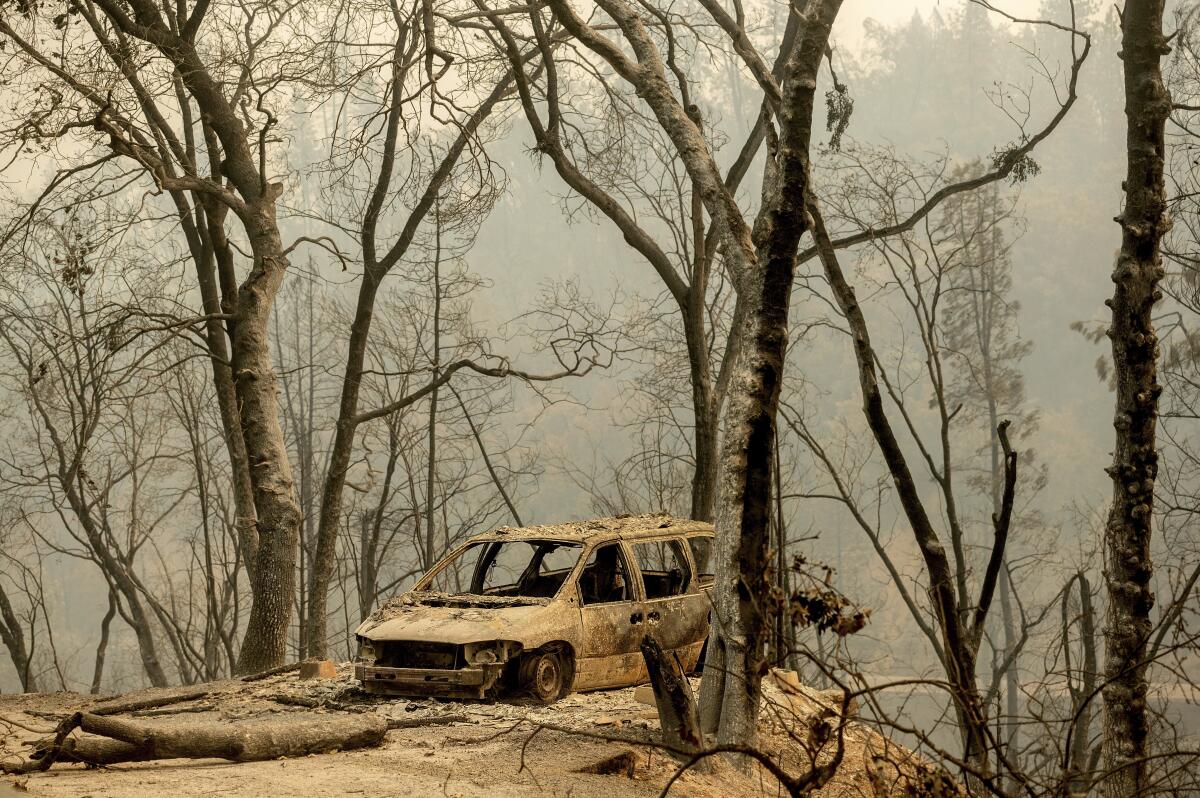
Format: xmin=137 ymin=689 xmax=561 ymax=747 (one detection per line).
xmin=519 ymin=645 xmax=571 ymax=703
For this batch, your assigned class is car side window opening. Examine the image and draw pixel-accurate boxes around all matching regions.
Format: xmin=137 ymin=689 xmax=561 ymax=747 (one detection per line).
xmin=633 ymin=539 xmax=692 ymax=599
xmin=686 ymin=535 xmax=715 ymax=584
xmin=422 ymin=540 xmax=582 ymax=598
xmin=578 ymin=543 xmax=634 ymax=605
xmin=424 ymin=546 xmax=474 ymax=594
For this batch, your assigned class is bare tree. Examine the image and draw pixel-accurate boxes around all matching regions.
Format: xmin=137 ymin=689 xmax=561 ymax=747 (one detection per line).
xmin=0 ymin=0 xmax=305 ymax=673
xmin=295 ymin=0 xmax=530 ymax=657
xmin=1102 ymin=1 xmax=1172 ymax=795
xmin=787 ymin=6 xmax=1091 ymax=783
xmin=937 ymin=160 xmax=1047 ymax=783
xmin=0 ymin=217 xmax=177 ymax=687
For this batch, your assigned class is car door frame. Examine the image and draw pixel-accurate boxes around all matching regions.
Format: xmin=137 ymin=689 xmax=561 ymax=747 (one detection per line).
xmin=626 ymin=534 xmax=711 ymax=673
xmin=571 ymin=539 xmax=649 ymax=691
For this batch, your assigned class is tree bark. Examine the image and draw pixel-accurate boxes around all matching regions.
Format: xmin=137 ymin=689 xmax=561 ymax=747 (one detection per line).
xmin=194 ymin=194 xmax=259 ymax=575
xmin=89 ymin=590 xmax=117 ymax=695
xmin=685 ymin=306 xmax=719 ymax=523
xmin=1103 ymin=2 xmax=1170 ymax=794
xmin=423 ymin=229 xmax=442 ymax=571
xmin=989 ymin=391 xmax=1021 ymax=784
xmin=1065 ymin=571 xmax=1099 ymax=795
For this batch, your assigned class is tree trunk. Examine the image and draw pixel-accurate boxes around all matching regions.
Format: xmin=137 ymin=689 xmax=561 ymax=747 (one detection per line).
xmin=194 ymin=196 xmax=259 ymax=575
xmin=988 ymin=397 xmax=1021 ymax=784
xmin=90 ymin=590 xmax=117 ymax=695
xmin=685 ymin=316 xmax=719 ymax=523
xmin=304 ymin=67 xmax=512 ymax=656
xmin=14 ymin=712 xmax=387 ymax=772
xmin=809 ymin=207 xmax=992 ymax=784
xmin=1103 ymin=2 xmax=1169 ymax=795
xmin=998 ymin=567 xmax=1019 ymax=774
xmin=1066 ymin=571 xmax=1099 ymax=795
xmin=233 ymin=204 xmax=303 ymax=675
xmin=309 ymin=279 xmax=379 ymax=658
xmin=641 ymin=634 xmax=702 ymax=761
xmin=697 ymin=1 xmax=841 ymax=749
xmin=0 ymin=583 xmax=35 ymax=692
xmin=423 ymin=232 xmax=442 ymax=570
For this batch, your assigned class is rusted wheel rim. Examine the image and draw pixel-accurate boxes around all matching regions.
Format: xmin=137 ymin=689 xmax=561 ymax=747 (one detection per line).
xmin=533 ymin=654 xmax=561 ymax=698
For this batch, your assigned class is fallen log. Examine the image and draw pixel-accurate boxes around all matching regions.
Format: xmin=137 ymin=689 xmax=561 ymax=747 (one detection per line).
xmin=131 ymin=702 xmax=217 ymax=718
xmin=240 ymin=662 xmax=303 ymax=682
xmin=639 ymin=634 xmax=702 ymax=763
xmin=3 ymin=711 xmax=388 ymax=773
xmin=385 ymin=713 xmax=468 ymax=730
xmin=89 ymin=687 xmax=213 ymax=717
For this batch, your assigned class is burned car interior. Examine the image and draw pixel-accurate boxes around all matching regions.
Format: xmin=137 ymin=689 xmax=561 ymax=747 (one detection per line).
xmin=354 ymin=515 xmax=716 ymax=703
xmin=631 ymin=539 xmax=691 ymax=599
xmin=578 ymin=543 xmax=632 ymax=604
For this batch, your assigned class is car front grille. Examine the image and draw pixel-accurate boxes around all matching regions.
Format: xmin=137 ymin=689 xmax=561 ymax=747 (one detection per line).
xmin=375 ymin=640 xmax=462 ymax=669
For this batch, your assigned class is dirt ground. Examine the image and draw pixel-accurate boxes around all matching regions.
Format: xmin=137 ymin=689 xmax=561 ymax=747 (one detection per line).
xmin=0 ymin=666 xmax=948 ymax=797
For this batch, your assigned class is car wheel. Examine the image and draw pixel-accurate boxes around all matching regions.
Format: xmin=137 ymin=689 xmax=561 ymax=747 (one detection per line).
xmin=520 ymin=645 xmax=570 ymax=703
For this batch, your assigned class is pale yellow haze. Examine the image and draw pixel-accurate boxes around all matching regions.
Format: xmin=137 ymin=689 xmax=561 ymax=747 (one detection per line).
xmin=836 ymin=0 xmax=1046 ymax=47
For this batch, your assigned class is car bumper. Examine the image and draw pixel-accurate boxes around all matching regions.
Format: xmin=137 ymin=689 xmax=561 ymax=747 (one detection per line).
xmin=355 ymin=663 xmax=502 ymax=697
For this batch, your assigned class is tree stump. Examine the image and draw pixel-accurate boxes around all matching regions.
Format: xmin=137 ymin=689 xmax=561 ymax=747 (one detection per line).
xmin=639 ymin=634 xmax=703 ymax=763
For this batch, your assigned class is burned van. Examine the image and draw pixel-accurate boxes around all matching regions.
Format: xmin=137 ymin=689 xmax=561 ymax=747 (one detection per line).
xmin=353 ymin=514 xmax=715 ymax=702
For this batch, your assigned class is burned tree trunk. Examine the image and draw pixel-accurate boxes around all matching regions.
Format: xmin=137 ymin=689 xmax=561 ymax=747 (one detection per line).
xmin=641 ymin=634 xmax=702 ymax=760
xmin=807 ymin=209 xmax=1021 ymax=789
xmin=698 ymin=1 xmax=842 ymax=749
xmin=192 ymin=194 xmax=259 ymax=577
xmin=89 ymin=591 xmax=117 ymax=695
xmin=10 ymin=712 xmax=387 ymax=773
xmin=686 ymin=317 xmax=720 ymax=524
xmin=1103 ymin=2 xmax=1170 ymax=796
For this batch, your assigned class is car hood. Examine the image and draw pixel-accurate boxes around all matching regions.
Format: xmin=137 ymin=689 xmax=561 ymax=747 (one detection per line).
xmin=355 ymin=591 xmax=562 ymax=645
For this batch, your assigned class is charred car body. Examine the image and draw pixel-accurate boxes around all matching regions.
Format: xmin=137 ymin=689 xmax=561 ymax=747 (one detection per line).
xmin=354 ymin=514 xmax=714 ymax=702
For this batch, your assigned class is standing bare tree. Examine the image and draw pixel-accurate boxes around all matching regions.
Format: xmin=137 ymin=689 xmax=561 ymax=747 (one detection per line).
xmin=0 ymin=0 xmax=305 ymax=673
xmin=1103 ymin=1 xmax=1171 ymax=795
xmin=938 ymin=161 xmax=1046 ymax=780
xmin=788 ymin=6 xmax=1091 ymax=784
xmin=475 ymin=0 xmax=846 ymax=748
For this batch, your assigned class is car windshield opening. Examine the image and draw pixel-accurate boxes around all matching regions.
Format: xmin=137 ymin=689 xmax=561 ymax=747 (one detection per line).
xmin=422 ymin=539 xmax=584 ymax=599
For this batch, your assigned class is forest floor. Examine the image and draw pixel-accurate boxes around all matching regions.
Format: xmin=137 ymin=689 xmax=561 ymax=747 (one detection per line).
xmin=0 ymin=665 xmax=945 ymax=797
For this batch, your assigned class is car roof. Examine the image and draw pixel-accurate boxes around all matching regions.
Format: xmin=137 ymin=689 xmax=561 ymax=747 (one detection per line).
xmin=465 ymin=513 xmax=713 ymax=545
